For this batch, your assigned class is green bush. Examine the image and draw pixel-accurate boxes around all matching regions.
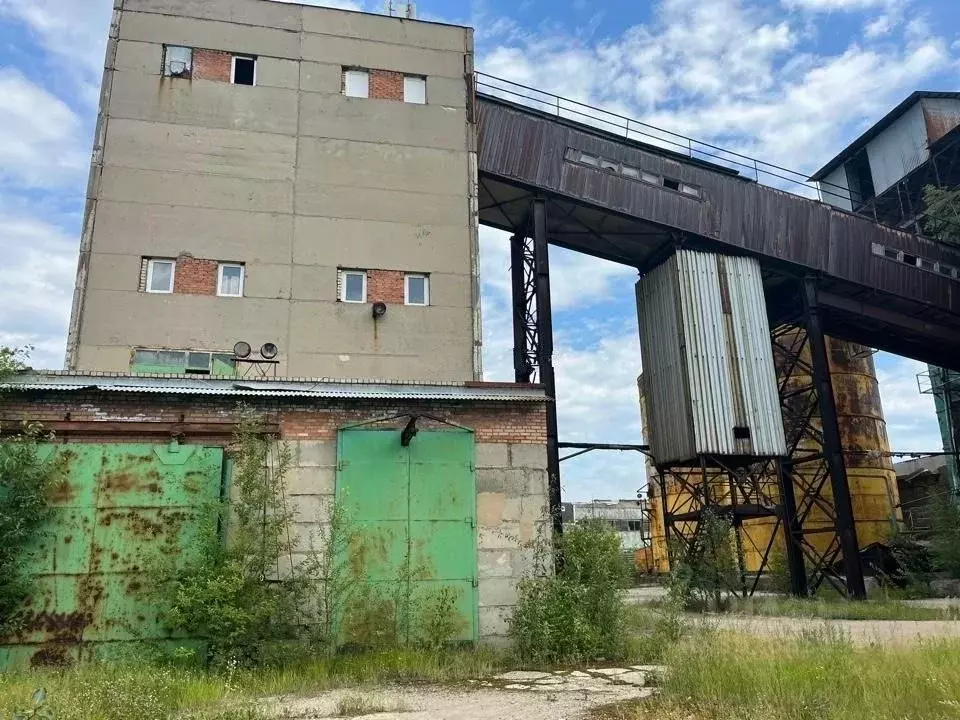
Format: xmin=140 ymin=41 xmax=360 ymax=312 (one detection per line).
xmin=510 ymin=520 xmax=627 ymax=664
xmin=160 ymin=411 xmax=320 ymax=667
xmin=667 ymin=509 xmax=739 ymax=610
xmin=0 ymin=425 xmax=61 ymax=636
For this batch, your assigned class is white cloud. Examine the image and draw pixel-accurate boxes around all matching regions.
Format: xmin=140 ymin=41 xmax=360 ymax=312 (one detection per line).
xmin=0 ymin=0 xmax=112 ymax=101
xmin=782 ymin=0 xmax=890 ymax=9
xmin=876 ymin=354 xmax=944 ymax=454
xmin=0 ymin=213 xmax=77 ymax=370
xmin=0 ymin=69 xmax=86 ymax=188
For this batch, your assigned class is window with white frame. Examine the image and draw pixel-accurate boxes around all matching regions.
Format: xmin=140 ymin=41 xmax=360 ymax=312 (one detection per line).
xmin=146 ymin=259 xmax=175 ymax=293
xmin=404 ymin=274 xmax=429 ymax=306
xmin=340 ymin=270 xmax=367 ymax=302
xmin=231 ymin=56 xmax=256 ymax=86
xmin=343 ymin=69 xmax=370 ymax=98
xmin=403 ymin=76 xmax=426 ymax=104
xmin=218 ymin=263 xmax=244 ymax=297
xmin=163 ymin=46 xmax=193 ymax=77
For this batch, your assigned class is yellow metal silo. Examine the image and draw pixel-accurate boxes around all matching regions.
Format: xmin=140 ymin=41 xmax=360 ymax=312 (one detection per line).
xmin=643 ymin=336 xmax=900 ymax=576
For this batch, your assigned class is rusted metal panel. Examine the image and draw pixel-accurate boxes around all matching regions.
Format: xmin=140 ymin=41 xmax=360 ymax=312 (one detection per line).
xmin=477 ymin=97 xmax=960 ymax=318
xmin=922 ymin=98 xmax=960 ymax=145
xmin=1 ymin=443 xmax=223 ymax=668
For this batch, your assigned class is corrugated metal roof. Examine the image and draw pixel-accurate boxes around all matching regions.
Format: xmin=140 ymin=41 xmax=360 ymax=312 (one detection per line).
xmin=1 ymin=373 xmax=547 ymax=402
xmin=810 ymin=91 xmax=960 ymax=181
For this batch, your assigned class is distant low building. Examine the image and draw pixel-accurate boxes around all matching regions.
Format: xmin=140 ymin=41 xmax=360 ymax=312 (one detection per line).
xmin=895 ymin=455 xmax=952 ymax=534
xmin=561 ymin=499 xmax=650 ymax=550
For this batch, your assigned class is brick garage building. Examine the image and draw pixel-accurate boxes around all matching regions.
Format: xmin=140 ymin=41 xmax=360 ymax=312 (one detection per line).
xmin=0 ymin=373 xmax=549 ymax=664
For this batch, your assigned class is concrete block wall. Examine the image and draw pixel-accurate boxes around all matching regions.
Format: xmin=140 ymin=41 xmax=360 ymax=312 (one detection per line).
xmin=67 ymin=0 xmax=482 ymax=382
xmin=475 ymin=442 xmax=550 ymax=644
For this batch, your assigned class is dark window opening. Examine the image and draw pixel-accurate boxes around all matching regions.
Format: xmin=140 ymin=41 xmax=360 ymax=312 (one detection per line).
xmin=663 ymin=177 xmax=681 ymax=191
xmin=733 ymin=426 xmax=751 ymax=440
xmin=233 ymin=57 xmax=256 ymax=86
xmin=884 ymin=247 xmax=899 ymax=260
xmin=844 ymin=148 xmax=875 ymax=207
xmin=902 ymin=253 xmax=918 ymax=266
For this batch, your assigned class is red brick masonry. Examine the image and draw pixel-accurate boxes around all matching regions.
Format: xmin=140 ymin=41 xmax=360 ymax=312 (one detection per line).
xmin=193 ymin=49 xmax=232 ymax=82
xmin=172 ymin=255 xmax=219 ymax=296
xmin=0 ymin=391 xmax=548 ymax=446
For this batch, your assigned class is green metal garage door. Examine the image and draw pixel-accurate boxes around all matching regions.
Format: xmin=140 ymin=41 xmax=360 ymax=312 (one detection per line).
xmin=337 ymin=429 xmax=478 ymax=644
xmin=0 ymin=442 xmax=224 ymax=668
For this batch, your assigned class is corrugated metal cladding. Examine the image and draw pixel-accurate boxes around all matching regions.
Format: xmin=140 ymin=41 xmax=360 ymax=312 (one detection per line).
xmin=637 ymin=249 xmax=786 ymax=467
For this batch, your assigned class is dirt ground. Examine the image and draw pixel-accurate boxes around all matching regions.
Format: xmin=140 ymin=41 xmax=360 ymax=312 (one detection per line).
xmin=264 ymin=668 xmax=661 ymax=720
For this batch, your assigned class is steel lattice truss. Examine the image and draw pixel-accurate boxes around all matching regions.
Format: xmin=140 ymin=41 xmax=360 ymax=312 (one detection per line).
xmin=658 ymin=455 xmax=783 ymax=597
xmin=510 ymin=230 xmax=540 ymax=384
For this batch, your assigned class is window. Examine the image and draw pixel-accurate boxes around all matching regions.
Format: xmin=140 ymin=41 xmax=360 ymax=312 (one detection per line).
xmin=662 ymin=177 xmax=681 ymax=191
xmin=680 ymin=183 xmax=701 ymax=198
xmin=641 ymin=171 xmax=660 ymax=184
xmin=405 ymin=274 xmax=429 ymax=306
xmin=163 ymin=46 xmax=193 ymax=77
xmin=403 ymin=75 xmax=426 ymax=104
xmin=132 ymin=348 xmax=236 ymax=376
xmin=622 ymin=165 xmax=640 ymax=179
xmin=146 ymin=259 xmax=175 ymax=293
xmin=340 ymin=270 xmax=367 ymax=302
xmin=231 ymin=56 xmax=256 ymax=86
xmin=218 ymin=263 xmax=244 ymax=297
xmin=344 ymin=69 xmax=370 ymax=98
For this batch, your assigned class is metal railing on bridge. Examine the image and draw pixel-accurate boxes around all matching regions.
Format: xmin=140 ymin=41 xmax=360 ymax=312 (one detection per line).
xmin=475 ymin=72 xmax=856 ymax=209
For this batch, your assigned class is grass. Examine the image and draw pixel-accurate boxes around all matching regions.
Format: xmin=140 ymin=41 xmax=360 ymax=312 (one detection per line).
xmin=333 ymin=694 xmax=410 ymax=717
xmin=698 ymin=594 xmax=960 ymax=621
xmin=593 ymin=630 xmax=960 ymax=720
xmin=0 ymin=648 xmax=507 ymax=720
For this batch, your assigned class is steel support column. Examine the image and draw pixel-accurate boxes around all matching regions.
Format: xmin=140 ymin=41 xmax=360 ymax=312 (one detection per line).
xmin=802 ymin=279 xmax=866 ymax=599
xmin=778 ymin=457 xmax=809 ymax=597
xmin=532 ymin=199 xmax=563 ymax=538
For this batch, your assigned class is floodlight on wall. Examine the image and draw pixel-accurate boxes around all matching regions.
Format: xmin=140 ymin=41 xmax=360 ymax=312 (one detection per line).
xmin=372 ymin=302 xmax=388 ymax=319
xmin=233 ymin=341 xmax=252 ymax=359
xmin=260 ymin=343 xmax=279 ymax=360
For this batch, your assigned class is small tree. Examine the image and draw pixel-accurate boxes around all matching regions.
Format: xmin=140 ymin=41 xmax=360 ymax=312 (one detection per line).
xmin=668 ymin=509 xmax=740 ymax=610
xmin=161 ymin=410 xmax=318 ymax=666
xmin=927 ymin=499 xmax=960 ymax=579
xmin=923 ymin=185 xmax=960 ymax=246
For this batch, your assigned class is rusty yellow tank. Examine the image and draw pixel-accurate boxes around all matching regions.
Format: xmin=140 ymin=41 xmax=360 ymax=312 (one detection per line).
xmin=642 ymin=337 xmax=900 ymax=575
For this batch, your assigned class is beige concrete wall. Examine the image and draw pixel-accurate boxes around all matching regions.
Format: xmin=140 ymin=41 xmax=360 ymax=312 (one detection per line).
xmin=69 ymin=0 xmax=480 ymax=381
xmin=282 ymin=438 xmax=550 ymax=644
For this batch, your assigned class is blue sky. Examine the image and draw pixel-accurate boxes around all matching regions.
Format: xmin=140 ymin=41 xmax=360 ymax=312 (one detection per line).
xmin=0 ymin=0 xmax=956 ymax=501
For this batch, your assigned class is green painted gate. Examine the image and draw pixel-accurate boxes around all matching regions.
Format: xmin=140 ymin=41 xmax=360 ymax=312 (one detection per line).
xmin=336 ymin=429 xmax=478 ymax=643
xmin=1 ymin=442 xmax=224 ymax=668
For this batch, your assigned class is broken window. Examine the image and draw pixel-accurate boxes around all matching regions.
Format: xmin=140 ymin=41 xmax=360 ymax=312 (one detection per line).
xmin=232 ymin=56 xmax=256 ymax=86
xmin=403 ymin=76 xmax=426 ymax=104
xmin=218 ymin=263 xmax=244 ymax=297
xmin=343 ymin=69 xmax=370 ymax=98
xmin=163 ymin=46 xmax=193 ymax=77
xmin=340 ymin=270 xmax=367 ymax=303
xmin=146 ymin=259 xmax=175 ymax=293
xmin=405 ymin=274 xmax=429 ymax=306
xmin=662 ymin=178 xmax=681 ymax=191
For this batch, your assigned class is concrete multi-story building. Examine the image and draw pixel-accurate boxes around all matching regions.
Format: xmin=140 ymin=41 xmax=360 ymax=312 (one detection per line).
xmin=66 ymin=0 xmax=482 ymax=381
